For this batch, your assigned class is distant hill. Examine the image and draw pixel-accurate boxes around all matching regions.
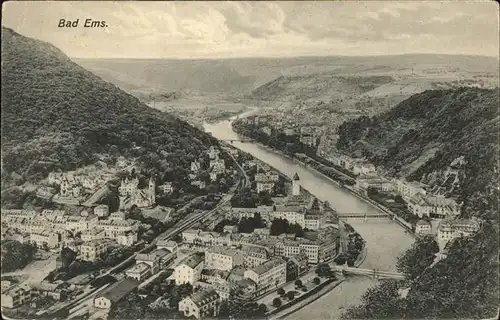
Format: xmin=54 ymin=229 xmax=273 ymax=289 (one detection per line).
xmin=337 ymin=87 xmax=499 ymax=320
xmin=75 ymin=58 xmax=257 ymax=96
xmin=251 ymin=73 xmax=395 ymax=101
xmin=1 ymin=27 xmax=218 ymax=185
xmin=75 ymin=54 xmax=498 ymax=99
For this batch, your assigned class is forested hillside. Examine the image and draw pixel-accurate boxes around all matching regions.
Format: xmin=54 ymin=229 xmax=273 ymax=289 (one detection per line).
xmin=338 ymin=87 xmax=499 ymax=319
xmin=0 ymin=27 xmax=219 ymax=186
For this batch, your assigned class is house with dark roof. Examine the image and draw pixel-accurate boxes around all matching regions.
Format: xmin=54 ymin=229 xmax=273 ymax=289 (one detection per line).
xmin=94 ymin=278 xmax=139 ymax=309
xmin=178 ymin=288 xmax=220 ymax=319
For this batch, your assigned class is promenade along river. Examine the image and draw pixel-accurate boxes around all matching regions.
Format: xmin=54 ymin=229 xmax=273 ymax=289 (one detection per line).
xmin=204 ymin=115 xmax=415 ymax=319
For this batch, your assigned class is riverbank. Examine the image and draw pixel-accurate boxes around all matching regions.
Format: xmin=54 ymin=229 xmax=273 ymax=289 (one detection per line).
xmin=269 ymin=277 xmax=346 ymax=320
xmin=205 ymin=118 xmax=415 ymax=319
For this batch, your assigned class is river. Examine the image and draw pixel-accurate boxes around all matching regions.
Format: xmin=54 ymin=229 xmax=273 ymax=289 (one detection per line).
xmin=204 ymin=113 xmax=414 ymax=319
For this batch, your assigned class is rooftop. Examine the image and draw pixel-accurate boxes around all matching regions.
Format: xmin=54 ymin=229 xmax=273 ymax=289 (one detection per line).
xmin=179 ymin=254 xmax=204 ymax=269
xmin=189 ymin=288 xmax=220 ymax=307
xmin=96 ymin=278 xmax=139 ymax=303
xmin=250 ymin=258 xmax=286 ymax=275
xmin=126 ymin=262 xmax=150 ymax=274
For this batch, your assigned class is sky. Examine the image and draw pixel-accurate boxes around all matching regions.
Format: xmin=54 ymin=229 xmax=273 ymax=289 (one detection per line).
xmin=2 ymin=1 xmax=499 ymax=59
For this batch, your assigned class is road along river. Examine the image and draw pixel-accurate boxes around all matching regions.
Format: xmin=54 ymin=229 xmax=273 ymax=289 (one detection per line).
xmin=204 ymin=115 xmax=415 ymax=319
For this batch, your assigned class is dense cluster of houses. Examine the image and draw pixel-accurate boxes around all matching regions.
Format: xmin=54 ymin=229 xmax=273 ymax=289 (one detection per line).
xmin=189 ymin=146 xmax=228 ymax=189
xmin=1 ymin=206 xmax=140 ymax=254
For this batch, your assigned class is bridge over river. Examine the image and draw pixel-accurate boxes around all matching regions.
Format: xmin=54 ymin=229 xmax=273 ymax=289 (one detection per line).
xmin=332 ymin=264 xmax=405 ymax=280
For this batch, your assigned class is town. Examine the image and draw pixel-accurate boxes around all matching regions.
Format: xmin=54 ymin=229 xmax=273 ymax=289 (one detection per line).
xmin=1 ymin=138 xmax=480 ymax=320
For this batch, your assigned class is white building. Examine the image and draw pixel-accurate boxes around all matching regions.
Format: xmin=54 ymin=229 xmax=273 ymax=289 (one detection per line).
xmin=80 ymin=240 xmax=112 ymax=262
xmin=179 ymin=289 xmax=220 ymax=319
xmin=1 ymin=283 xmax=32 ymax=309
xmin=116 ymin=231 xmax=138 ymax=246
xmin=415 ymin=220 xmax=432 ymax=235
xmin=243 ymin=258 xmax=286 ymax=295
xmin=437 ymin=219 xmax=480 ymax=242
xmin=30 ymin=229 xmax=60 ymax=249
xmin=205 ymin=246 xmax=244 ymax=271
xmin=210 ymin=159 xmax=225 ymax=171
xmin=157 ymin=239 xmax=178 ymax=252
xmin=408 ymin=194 xmax=460 ymax=218
xmin=208 ymin=146 xmax=221 ymax=160
xmin=174 ymin=255 xmax=205 ymax=285
xmin=94 ymin=204 xmax=110 ymax=218
xmin=125 ymin=262 xmax=151 ymax=281
xmin=395 ymin=180 xmax=427 ymax=199
xmin=191 ymin=161 xmax=202 ymax=173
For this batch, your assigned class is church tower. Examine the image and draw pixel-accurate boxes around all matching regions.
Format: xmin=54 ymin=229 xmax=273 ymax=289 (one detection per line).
xmin=148 ymin=176 xmax=156 ymax=205
xmin=292 ymin=172 xmax=301 ymax=196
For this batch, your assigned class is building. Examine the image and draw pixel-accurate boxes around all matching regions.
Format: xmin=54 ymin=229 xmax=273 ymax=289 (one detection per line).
xmin=205 ymin=246 xmax=244 ymax=271
xmin=94 ymin=278 xmax=139 ymax=309
xmin=242 ymin=246 xmax=270 ymax=268
xmin=191 ymin=161 xmax=201 ymax=173
xmin=136 ymin=248 xmax=173 ymax=274
xmin=355 ymin=176 xmax=393 ymax=193
xmin=271 ymin=205 xmax=306 ymax=228
xmin=157 ymin=239 xmax=178 ymax=252
xmin=208 ymin=146 xmax=221 ymax=160
xmin=125 ymin=262 xmax=152 ymax=281
xmin=395 ymin=180 xmax=427 ymax=199
xmin=80 ymin=240 xmax=112 ymax=262
xmin=118 ymin=177 xmax=155 ymax=208
xmin=407 ymin=194 xmax=460 ymax=218
xmin=292 ymin=173 xmax=300 ymax=196
xmin=116 ymin=231 xmax=138 ymax=246
xmin=179 ymin=289 xmax=220 ymax=319
xmin=415 ymin=220 xmax=432 ymax=235
xmin=286 ymin=252 xmax=309 ymax=281
xmin=243 ymin=258 xmax=286 ymax=295
xmin=191 ymin=180 xmax=206 ymax=189
xmin=210 ymin=159 xmax=225 ymax=171
xmin=94 ymin=204 xmax=110 ymax=218
xmin=1 ymin=283 xmax=32 ymax=308
xmin=161 ymin=182 xmax=174 ymax=194
xmin=30 ymin=229 xmax=61 ymax=249
xmin=437 ymin=219 xmax=480 ymax=242
xmin=174 ymin=254 xmax=205 ymax=285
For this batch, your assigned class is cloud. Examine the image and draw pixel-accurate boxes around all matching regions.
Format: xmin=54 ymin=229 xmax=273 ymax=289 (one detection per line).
xmin=1 ymin=1 xmax=498 ymax=58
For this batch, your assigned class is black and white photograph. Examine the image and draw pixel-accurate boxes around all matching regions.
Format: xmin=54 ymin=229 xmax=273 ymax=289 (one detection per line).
xmin=1 ymin=1 xmax=499 ymax=319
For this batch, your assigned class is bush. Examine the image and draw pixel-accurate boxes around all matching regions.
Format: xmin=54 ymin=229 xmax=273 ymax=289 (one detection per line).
xmin=294 ymin=279 xmax=303 ymax=288
xmin=313 ymin=277 xmax=321 ymax=285
xmin=277 ymin=288 xmax=285 ymax=296
xmin=272 ymin=297 xmax=282 ymax=308
xmin=286 ymin=291 xmax=296 ymax=300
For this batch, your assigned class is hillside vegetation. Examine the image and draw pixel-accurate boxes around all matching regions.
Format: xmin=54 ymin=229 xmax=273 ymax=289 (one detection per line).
xmin=1 ymin=27 xmax=218 ymax=187
xmin=338 ymin=87 xmax=499 ymax=319
xmin=252 ymin=73 xmax=395 ymax=102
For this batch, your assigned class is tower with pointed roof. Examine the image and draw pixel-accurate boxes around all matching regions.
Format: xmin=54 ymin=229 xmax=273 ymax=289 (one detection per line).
xmin=292 ymin=172 xmax=300 ymax=196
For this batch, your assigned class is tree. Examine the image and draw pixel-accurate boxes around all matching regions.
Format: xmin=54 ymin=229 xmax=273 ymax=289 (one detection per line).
xmin=294 ymin=280 xmax=303 ymax=288
xmin=257 ymin=304 xmax=267 ymax=316
xmin=286 ymin=291 xmax=296 ymax=300
xmin=272 ymin=297 xmax=282 ymax=308
xmin=313 ymin=277 xmax=321 ymax=285
xmin=396 ymin=234 xmax=439 ymax=280
xmin=277 ymin=288 xmax=285 ymax=296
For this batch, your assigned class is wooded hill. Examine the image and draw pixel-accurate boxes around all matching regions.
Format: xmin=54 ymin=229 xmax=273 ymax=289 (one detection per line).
xmin=1 ymin=27 xmax=219 ymax=187
xmin=338 ymin=87 xmax=499 ymax=319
